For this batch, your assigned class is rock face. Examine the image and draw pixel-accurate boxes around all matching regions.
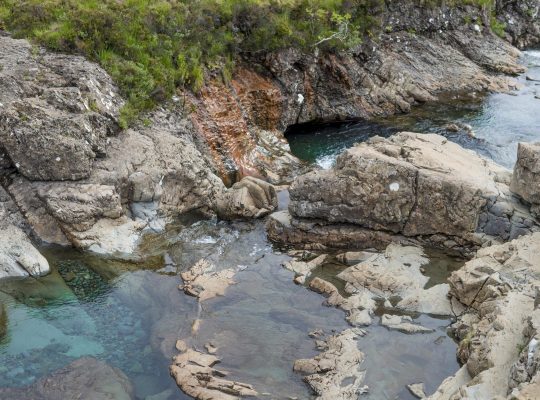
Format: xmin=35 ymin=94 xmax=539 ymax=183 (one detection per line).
xmin=0 ymin=34 xmax=123 ymax=181
xmin=269 ymin=133 xmax=539 ymax=255
xmin=429 ymin=233 xmax=540 ymax=400
xmin=0 ymin=357 xmax=134 ymax=400
xmin=511 ymin=142 xmax=540 ymax=216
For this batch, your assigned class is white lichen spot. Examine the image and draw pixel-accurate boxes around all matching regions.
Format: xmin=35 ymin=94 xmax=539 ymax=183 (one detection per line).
xmin=473 ymin=24 xmax=481 ymax=33
xmin=55 ymin=157 xmax=61 ymax=162
xmin=297 ymin=93 xmax=304 ymax=105
xmin=172 ymin=95 xmax=180 ymax=103
xmin=389 ymin=182 xmax=400 ymax=192
xmin=15 ymin=163 xmax=20 ymax=169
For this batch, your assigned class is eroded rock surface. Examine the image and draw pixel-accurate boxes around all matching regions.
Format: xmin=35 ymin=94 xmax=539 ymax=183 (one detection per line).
xmin=170 ymin=345 xmax=257 ymax=400
xmin=429 ymin=233 xmax=540 ymax=399
xmin=294 ymin=328 xmax=367 ymax=400
xmin=511 ymin=142 xmax=540 ymax=217
xmin=269 ymin=133 xmax=539 ymax=255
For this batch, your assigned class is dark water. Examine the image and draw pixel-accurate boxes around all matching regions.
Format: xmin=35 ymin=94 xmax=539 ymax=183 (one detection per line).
xmin=288 ymin=50 xmax=540 ymax=170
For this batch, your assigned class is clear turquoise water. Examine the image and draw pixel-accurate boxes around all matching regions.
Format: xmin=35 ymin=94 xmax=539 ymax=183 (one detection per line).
xmin=288 ymin=50 xmax=540 ymax=170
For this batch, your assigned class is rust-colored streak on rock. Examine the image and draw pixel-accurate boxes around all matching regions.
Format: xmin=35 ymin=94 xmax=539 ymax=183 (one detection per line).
xmin=231 ymin=67 xmax=284 ymax=131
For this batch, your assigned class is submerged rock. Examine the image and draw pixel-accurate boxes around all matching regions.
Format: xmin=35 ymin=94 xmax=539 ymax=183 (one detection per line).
xmin=381 ymin=314 xmax=434 ymax=334
xmin=269 ymin=133 xmax=538 ymax=255
xmin=180 ymin=259 xmax=236 ymax=302
xmin=0 ymin=357 xmax=134 ymax=400
xmin=294 ymin=328 xmax=367 ymax=400
xmin=429 ymin=233 xmax=540 ymax=399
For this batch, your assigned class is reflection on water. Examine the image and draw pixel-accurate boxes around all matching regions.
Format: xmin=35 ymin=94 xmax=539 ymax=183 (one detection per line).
xmin=288 ymin=51 xmax=540 ymax=170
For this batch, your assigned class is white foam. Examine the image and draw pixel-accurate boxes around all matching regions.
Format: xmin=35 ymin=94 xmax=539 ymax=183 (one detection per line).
xmin=316 ymin=155 xmax=336 ymax=170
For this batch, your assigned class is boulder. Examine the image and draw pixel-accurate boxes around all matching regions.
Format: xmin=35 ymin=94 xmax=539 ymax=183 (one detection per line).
xmin=0 ymin=357 xmax=134 ymax=400
xmin=511 ymin=142 xmax=540 ymax=215
xmin=0 ymin=34 xmax=122 ymax=181
xmin=270 ymin=133 xmax=538 ymax=254
xmin=216 ymin=176 xmax=278 ymax=219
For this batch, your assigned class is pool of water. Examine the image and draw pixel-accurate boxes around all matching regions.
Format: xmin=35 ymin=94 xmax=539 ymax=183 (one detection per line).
xmin=288 ymin=50 xmax=540 ymax=170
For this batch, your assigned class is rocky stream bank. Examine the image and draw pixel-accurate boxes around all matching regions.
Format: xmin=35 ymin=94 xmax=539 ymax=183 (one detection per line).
xmin=0 ymin=1 xmax=540 ymax=399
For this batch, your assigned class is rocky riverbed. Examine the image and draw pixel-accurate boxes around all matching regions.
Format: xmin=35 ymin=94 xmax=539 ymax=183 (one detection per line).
xmin=1 ymin=1 xmax=540 ymax=399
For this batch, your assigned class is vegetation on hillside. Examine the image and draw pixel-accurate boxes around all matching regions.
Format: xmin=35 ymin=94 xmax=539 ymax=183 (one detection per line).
xmin=0 ymin=0 xmax=500 ymax=126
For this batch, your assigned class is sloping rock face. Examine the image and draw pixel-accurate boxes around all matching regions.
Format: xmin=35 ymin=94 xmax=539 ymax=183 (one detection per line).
xmin=0 ymin=34 xmax=278 ymax=259
xmin=0 ymin=357 xmax=134 ymax=400
xmin=429 ymin=233 xmax=540 ymax=400
xmin=511 ymin=142 xmax=540 ymax=216
xmin=268 ymin=133 xmax=539 ymax=255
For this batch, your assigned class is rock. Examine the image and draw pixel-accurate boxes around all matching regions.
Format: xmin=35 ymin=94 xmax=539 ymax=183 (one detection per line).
xmin=335 ymin=251 xmax=374 ymax=265
xmin=407 ymin=382 xmax=427 ymax=399
xmin=284 ymin=254 xmax=328 ymax=283
xmin=271 ymin=133 xmax=538 ymax=254
xmin=429 ymin=233 xmax=540 ymax=399
xmin=294 ymin=328 xmax=366 ymax=400
xmin=511 ymin=142 xmax=540 ymax=213
xmin=0 ymin=357 xmax=134 ymax=399
xmin=216 ymin=176 xmax=278 ymax=219
xmin=0 ymin=35 xmax=122 ymax=181
xmin=0 ymin=303 xmax=7 ymax=339
xmin=170 ymin=347 xmax=258 ymax=400
xmin=337 ymin=243 xmax=455 ymax=316
xmin=0 ymin=224 xmax=49 ymax=279
xmin=180 ymin=259 xmax=236 ymax=302
xmin=381 ymin=314 xmax=434 ymax=334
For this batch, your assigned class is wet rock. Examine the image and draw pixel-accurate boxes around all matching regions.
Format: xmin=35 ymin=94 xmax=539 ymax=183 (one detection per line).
xmin=335 ymin=251 xmax=375 ymax=266
xmin=216 ymin=176 xmax=278 ymax=219
xmin=381 ymin=315 xmax=434 ymax=334
xmin=270 ymin=133 xmax=538 ymax=254
xmin=170 ymin=346 xmax=258 ymax=400
xmin=429 ymin=233 xmax=540 ymax=399
xmin=407 ymin=382 xmax=427 ymax=398
xmin=0 ymin=357 xmax=134 ymax=400
xmin=0 ymin=303 xmax=7 ymax=339
xmin=180 ymin=259 xmax=236 ymax=302
xmin=0 ymin=224 xmax=49 ymax=279
xmin=294 ymin=328 xmax=367 ymax=400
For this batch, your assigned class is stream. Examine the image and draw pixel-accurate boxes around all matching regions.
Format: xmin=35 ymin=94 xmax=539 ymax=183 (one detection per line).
xmin=0 ymin=50 xmax=539 ymax=400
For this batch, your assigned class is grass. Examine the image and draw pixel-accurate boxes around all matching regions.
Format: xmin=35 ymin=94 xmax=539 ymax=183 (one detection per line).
xmin=0 ymin=0 xmax=503 ymax=126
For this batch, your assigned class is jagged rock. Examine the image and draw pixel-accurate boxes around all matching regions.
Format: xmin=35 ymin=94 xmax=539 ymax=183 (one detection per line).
xmin=0 ymin=34 xmax=122 ymax=181
xmin=0 ymin=224 xmax=49 ymax=279
xmin=429 ymin=233 xmax=540 ymax=399
xmin=511 ymin=142 xmax=540 ymax=216
xmin=270 ymin=133 xmax=538 ymax=254
xmin=0 ymin=357 xmax=134 ymax=400
xmin=170 ymin=346 xmax=258 ymax=400
xmin=294 ymin=328 xmax=367 ymax=400
xmin=216 ymin=176 xmax=278 ymax=219
xmin=381 ymin=314 xmax=434 ymax=334
xmin=180 ymin=259 xmax=236 ymax=302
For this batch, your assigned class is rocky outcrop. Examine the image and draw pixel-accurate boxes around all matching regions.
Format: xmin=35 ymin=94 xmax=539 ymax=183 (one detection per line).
xmin=170 ymin=344 xmax=258 ymax=400
xmin=429 ymin=233 xmax=540 ymax=400
xmin=268 ymin=133 xmax=539 ymax=255
xmin=294 ymin=328 xmax=368 ymax=400
xmin=0 ymin=34 xmax=122 ymax=181
xmin=0 ymin=357 xmax=134 ymax=400
xmin=180 ymin=259 xmax=236 ymax=302
xmin=511 ymin=142 xmax=540 ymax=216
